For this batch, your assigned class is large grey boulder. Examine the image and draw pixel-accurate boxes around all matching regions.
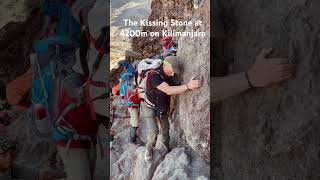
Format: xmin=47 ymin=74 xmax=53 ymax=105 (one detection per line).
xmin=130 ymin=147 xmax=164 ymax=180
xmin=152 ymin=147 xmax=190 ymax=180
xmin=176 ymin=0 xmax=210 ymax=161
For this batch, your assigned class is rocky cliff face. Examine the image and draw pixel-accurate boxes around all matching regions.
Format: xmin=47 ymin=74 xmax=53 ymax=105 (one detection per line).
xmin=177 ymin=0 xmax=210 ymax=161
xmin=213 ymin=0 xmax=320 ymax=179
xmin=0 ymin=11 xmax=43 ymax=83
xmin=132 ymin=0 xmax=195 ymax=58
xmin=111 ymin=0 xmax=210 ymax=179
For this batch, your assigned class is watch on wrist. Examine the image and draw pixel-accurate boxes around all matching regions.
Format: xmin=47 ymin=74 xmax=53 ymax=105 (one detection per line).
xmin=186 ymin=84 xmax=190 ymax=90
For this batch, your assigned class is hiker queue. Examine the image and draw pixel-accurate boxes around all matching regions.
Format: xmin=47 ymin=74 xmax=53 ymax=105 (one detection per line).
xmin=0 ymin=0 xmax=108 ymax=180
xmin=111 ymin=36 xmax=202 ymax=163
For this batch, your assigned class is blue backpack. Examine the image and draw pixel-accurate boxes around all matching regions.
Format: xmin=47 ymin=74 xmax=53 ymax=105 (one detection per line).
xmin=119 ymin=61 xmax=140 ymax=107
xmin=41 ymin=0 xmax=81 ymax=46
xmin=119 ymin=72 xmax=138 ymax=108
xmin=31 ymin=1 xmax=102 ymax=140
xmin=30 ymin=35 xmax=104 ymax=144
xmin=30 ymin=35 xmax=77 ymax=136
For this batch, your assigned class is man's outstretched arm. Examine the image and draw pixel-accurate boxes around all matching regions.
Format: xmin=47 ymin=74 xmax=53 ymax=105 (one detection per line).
xmin=211 ymin=72 xmax=250 ymax=102
xmin=157 ymin=77 xmax=202 ymax=95
xmin=212 ymin=48 xmax=296 ymax=103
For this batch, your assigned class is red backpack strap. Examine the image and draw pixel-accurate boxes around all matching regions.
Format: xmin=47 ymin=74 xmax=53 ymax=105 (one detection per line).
xmin=84 ymin=28 xmax=107 ymax=55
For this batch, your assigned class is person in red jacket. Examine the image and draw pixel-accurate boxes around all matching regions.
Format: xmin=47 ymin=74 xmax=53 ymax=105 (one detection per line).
xmin=160 ymin=36 xmax=177 ymax=59
xmin=113 ymin=59 xmax=142 ymax=144
xmin=126 ymin=86 xmax=141 ymax=144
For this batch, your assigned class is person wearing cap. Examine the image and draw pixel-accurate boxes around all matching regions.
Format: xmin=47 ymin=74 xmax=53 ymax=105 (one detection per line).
xmin=160 ymin=36 xmax=173 ymax=51
xmin=125 ymin=50 xmax=143 ymax=62
xmin=0 ymin=136 xmax=65 ymax=180
xmin=160 ymin=36 xmax=177 ymax=59
xmin=161 ymin=49 xmax=174 ymax=60
xmin=112 ymin=59 xmax=142 ymax=144
xmin=128 ymin=60 xmax=143 ymax=144
xmin=142 ymin=56 xmax=202 ymax=162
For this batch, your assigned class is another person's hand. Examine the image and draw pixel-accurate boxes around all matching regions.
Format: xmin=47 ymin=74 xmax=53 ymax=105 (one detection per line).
xmin=39 ymin=169 xmax=66 ymax=180
xmin=187 ymin=77 xmax=202 ymax=90
xmin=247 ymin=48 xmax=296 ymax=87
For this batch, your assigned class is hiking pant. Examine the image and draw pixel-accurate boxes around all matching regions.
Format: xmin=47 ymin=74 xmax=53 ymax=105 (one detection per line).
xmin=57 ymin=147 xmax=96 ymax=180
xmin=128 ymin=107 xmax=139 ymax=127
xmin=141 ymin=102 xmax=170 ymax=152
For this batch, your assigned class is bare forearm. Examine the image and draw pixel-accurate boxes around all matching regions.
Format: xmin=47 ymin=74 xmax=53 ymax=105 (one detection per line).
xmin=165 ymin=84 xmax=189 ymax=95
xmin=211 ymin=72 xmax=250 ymax=103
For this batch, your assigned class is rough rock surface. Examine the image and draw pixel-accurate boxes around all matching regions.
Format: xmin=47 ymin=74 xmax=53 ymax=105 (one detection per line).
xmin=176 ymin=0 xmax=210 ymax=161
xmin=0 ymin=11 xmax=43 ymax=82
xmin=0 ymin=0 xmax=27 ymax=28
xmin=132 ymin=0 xmax=195 ymax=58
xmin=0 ymin=9 xmax=46 ymax=167
xmin=7 ymin=109 xmax=53 ymax=168
xmin=213 ymin=0 xmax=320 ymax=179
xmin=130 ymin=147 xmax=164 ymax=180
xmin=152 ymin=147 xmax=208 ymax=180
xmin=110 ymin=111 xmax=210 ymax=180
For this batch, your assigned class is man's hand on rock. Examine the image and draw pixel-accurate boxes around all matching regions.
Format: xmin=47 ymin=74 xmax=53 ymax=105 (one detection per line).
xmin=247 ymin=48 xmax=296 ymax=87
xmin=187 ymin=77 xmax=202 ymax=90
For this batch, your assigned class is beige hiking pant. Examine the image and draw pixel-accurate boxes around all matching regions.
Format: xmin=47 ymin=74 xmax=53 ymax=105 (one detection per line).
xmin=128 ymin=107 xmax=139 ymax=127
xmin=57 ymin=147 xmax=96 ymax=180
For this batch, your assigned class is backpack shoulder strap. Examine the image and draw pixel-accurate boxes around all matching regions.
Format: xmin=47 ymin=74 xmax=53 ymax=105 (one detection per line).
xmin=56 ymin=103 xmax=77 ymax=125
xmin=140 ymin=68 xmax=160 ymax=80
xmin=147 ymin=69 xmax=164 ymax=81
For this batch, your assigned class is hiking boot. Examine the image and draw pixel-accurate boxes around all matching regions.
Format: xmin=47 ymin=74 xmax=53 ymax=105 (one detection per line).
xmin=144 ymin=147 xmax=153 ymax=163
xmin=129 ymin=126 xmax=138 ymax=144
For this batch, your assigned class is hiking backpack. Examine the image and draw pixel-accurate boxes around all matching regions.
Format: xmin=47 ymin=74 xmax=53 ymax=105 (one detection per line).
xmin=119 ymin=60 xmax=140 ymax=108
xmin=136 ymin=59 xmax=163 ymax=107
xmin=53 ymin=72 xmax=100 ymax=142
xmin=41 ymin=0 xmax=97 ymax=78
xmin=30 ymin=36 xmax=76 ymax=135
xmin=30 ymin=36 xmax=100 ymax=142
xmin=119 ymin=72 xmax=139 ymax=108
xmin=28 ymin=1 xmax=108 ymax=146
xmin=41 ymin=0 xmax=82 ymax=45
